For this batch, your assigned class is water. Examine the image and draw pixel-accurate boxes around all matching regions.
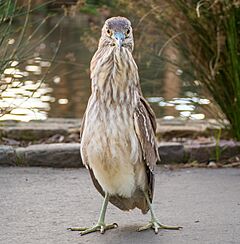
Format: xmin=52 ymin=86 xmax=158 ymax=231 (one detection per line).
xmin=0 ymin=14 xmax=211 ymax=121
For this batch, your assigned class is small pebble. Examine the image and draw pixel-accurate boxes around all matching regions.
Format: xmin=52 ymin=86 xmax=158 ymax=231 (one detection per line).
xmin=208 ymin=161 xmax=217 ymax=168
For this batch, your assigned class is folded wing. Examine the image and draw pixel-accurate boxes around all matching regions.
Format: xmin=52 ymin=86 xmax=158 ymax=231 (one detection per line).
xmin=133 ymin=96 xmax=160 ymax=201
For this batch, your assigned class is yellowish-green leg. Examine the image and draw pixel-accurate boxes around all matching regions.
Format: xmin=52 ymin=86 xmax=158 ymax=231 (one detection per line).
xmin=138 ymin=192 xmax=182 ymax=234
xmin=68 ymin=193 xmax=118 ymax=235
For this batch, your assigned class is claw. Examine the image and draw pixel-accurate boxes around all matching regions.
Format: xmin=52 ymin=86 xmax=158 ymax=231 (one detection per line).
xmin=113 ymin=223 xmax=118 ymax=228
xmin=138 ymin=220 xmax=182 ymax=234
xmin=68 ymin=222 xmax=118 ymax=236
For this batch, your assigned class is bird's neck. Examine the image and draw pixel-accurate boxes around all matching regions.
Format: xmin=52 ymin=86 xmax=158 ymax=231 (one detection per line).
xmin=90 ymin=47 xmax=140 ymax=105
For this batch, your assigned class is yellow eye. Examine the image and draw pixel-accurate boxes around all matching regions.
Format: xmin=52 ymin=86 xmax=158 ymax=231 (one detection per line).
xmin=107 ymin=29 xmax=111 ymax=35
xmin=126 ymin=28 xmax=130 ymax=35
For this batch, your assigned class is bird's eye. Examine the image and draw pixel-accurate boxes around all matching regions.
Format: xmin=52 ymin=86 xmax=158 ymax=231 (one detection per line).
xmin=107 ymin=29 xmax=111 ymax=35
xmin=126 ymin=28 xmax=130 ymax=35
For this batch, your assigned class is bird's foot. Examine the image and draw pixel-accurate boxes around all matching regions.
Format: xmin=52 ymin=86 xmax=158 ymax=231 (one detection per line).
xmin=68 ymin=222 xmax=118 ymax=235
xmin=138 ymin=219 xmax=182 ymax=234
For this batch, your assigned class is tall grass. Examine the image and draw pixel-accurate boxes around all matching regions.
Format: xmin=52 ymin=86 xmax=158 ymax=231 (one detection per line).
xmin=0 ymin=0 xmax=62 ymax=118
xmin=165 ymin=0 xmax=240 ymax=139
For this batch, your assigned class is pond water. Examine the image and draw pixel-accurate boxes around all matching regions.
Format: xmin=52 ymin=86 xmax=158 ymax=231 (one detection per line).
xmin=0 ymin=13 xmax=212 ymax=121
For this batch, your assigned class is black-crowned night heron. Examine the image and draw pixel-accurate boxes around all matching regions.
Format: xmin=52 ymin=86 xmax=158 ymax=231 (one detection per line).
xmin=68 ymin=16 xmax=182 ymax=235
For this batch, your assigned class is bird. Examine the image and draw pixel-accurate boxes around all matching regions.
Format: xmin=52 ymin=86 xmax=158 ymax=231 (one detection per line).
xmin=68 ymin=16 xmax=182 ymax=235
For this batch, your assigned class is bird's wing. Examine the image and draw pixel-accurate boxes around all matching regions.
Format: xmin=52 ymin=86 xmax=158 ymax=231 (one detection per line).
xmin=133 ymin=96 xmax=160 ymax=200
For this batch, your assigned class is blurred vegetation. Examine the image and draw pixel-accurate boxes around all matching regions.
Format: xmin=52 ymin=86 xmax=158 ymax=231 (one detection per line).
xmin=165 ymin=0 xmax=240 ymax=140
xmin=0 ymin=0 xmax=62 ymax=118
xmin=83 ymin=0 xmax=117 ymax=13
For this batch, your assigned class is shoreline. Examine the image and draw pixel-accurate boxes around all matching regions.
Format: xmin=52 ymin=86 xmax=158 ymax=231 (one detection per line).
xmin=0 ymin=118 xmax=239 ymax=168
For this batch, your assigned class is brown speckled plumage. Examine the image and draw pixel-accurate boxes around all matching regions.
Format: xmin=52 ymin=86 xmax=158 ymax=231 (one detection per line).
xmin=80 ymin=16 xmax=159 ymax=214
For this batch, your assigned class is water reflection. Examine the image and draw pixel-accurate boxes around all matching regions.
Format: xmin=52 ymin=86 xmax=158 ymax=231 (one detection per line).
xmin=0 ymin=14 xmax=212 ymax=121
xmin=147 ymin=96 xmax=210 ymax=120
xmin=0 ymin=56 xmax=54 ymax=121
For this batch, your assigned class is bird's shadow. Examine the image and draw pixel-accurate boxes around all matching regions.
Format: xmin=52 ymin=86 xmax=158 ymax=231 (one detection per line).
xmin=102 ymin=224 xmax=171 ymax=244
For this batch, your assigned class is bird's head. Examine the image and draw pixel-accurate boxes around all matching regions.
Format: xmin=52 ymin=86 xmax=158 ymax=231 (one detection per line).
xmin=99 ymin=16 xmax=134 ymax=51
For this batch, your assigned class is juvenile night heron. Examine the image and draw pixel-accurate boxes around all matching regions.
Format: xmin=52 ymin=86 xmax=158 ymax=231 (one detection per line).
xmin=69 ymin=16 xmax=182 ymax=235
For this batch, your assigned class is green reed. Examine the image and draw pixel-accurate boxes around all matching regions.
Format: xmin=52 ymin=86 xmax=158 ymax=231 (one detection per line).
xmin=165 ymin=0 xmax=240 ymax=139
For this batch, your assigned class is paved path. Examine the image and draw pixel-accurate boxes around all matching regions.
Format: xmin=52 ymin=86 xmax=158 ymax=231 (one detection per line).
xmin=0 ymin=167 xmax=239 ymax=244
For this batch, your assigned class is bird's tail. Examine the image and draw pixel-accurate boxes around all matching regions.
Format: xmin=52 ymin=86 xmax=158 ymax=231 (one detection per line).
xmin=89 ymin=168 xmax=150 ymax=214
xmin=109 ymin=190 xmax=149 ymax=214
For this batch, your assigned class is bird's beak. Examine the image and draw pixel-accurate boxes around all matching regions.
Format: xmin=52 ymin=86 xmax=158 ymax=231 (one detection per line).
xmin=114 ymin=32 xmax=125 ymax=48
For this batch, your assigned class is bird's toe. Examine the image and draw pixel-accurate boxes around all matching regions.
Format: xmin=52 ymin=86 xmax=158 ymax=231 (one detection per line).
xmin=68 ymin=223 xmax=118 ymax=236
xmin=138 ymin=220 xmax=182 ymax=234
xmin=67 ymin=227 xmax=88 ymax=231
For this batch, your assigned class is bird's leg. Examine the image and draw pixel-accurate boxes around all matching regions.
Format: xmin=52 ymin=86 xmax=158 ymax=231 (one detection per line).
xmin=138 ymin=192 xmax=182 ymax=234
xmin=68 ymin=192 xmax=118 ymax=235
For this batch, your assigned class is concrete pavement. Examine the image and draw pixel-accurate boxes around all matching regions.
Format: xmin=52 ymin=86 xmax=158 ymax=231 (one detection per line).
xmin=0 ymin=167 xmax=240 ymax=244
